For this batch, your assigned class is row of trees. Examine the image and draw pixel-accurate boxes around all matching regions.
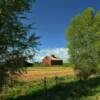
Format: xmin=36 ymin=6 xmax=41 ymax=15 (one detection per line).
xmin=0 ymin=0 xmax=39 ymax=91
xmin=67 ymin=8 xmax=100 ymax=79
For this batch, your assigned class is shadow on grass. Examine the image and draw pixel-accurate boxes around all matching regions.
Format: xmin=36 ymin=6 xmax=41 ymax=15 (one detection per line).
xmin=8 ymin=76 xmax=100 ymax=100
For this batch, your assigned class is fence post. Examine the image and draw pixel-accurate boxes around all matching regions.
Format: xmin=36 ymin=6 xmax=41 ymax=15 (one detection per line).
xmin=55 ymin=76 xmax=58 ymax=86
xmin=44 ymin=77 xmax=47 ymax=96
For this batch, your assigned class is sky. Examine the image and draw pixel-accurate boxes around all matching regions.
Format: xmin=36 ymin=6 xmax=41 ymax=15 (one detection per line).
xmin=25 ymin=0 xmax=100 ymax=62
xmin=27 ymin=0 xmax=100 ymax=49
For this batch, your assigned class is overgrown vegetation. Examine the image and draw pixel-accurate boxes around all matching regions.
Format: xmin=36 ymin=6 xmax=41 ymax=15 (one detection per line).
xmin=1 ymin=76 xmax=100 ymax=100
xmin=67 ymin=7 xmax=100 ymax=79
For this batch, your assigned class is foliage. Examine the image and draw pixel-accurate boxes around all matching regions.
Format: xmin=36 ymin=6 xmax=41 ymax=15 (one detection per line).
xmin=63 ymin=62 xmax=74 ymax=67
xmin=0 ymin=0 xmax=39 ymax=91
xmin=67 ymin=7 xmax=100 ymax=79
xmin=1 ymin=76 xmax=100 ymax=100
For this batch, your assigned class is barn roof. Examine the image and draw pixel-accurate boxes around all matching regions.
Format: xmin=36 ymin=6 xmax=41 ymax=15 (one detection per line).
xmin=45 ymin=55 xmax=62 ymax=61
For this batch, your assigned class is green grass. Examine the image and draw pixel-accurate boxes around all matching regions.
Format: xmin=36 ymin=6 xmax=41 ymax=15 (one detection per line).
xmin=26 ymin=66 xmax=71 ymax=71
xmin=1 ymin=76 xmax=75 ymax=99
xmin=0 ymin=65 xmax=100 ymax=100
xmin=26 ymin=62 xmax=73 ymax=71
xmin=1 ymin=76 xmax=100 ymax=100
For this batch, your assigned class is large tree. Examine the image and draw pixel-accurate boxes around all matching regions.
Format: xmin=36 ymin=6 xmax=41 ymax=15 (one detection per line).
xmin=67 ymin=8 xmax=100 ymax=79
xmin=0 ymin=0 xmax=39 ymax=91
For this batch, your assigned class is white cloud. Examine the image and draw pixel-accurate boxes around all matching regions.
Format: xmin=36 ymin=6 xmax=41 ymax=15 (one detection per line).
xmin=34 ymin=48 xmax=69 ymax=63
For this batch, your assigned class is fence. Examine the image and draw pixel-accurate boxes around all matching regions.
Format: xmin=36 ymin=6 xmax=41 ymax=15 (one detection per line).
xmin=1 ymin=75 xmax=100 ymax=100
xmin=0 ymin=75 xmax=76 ymax=99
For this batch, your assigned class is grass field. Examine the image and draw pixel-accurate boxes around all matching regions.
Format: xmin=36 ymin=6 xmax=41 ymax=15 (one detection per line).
xmin=27 ymin=66 xmax=71 ymax=71
xmin=1 ymin=66 xmax=100 ymax=100
xmin=19 ymin=66 xmax=75 ymax=81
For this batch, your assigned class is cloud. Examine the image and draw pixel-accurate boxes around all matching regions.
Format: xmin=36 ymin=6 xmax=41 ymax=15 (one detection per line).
xmin=34 ymin=48 xmax=69 ymax=63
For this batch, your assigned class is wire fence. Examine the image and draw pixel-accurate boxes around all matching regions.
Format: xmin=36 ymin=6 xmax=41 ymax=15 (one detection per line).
xmin=0 ymin=75 xmax=76 ymax=99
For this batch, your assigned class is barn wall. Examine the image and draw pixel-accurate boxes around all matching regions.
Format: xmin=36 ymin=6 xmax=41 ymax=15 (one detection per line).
xmin=51 ymin=60 xmax=63 ymax=65
xmin=42 ymin=56 xmax=63 ymax=66
xmin=43 ymin=57 xmax=51 ymax=65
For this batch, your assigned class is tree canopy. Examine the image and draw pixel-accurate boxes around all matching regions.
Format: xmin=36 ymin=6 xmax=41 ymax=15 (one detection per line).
xmin=0 ymin=0 xmax=39 ymax=91
xmin=67 ymin=7 xmax=100 ymax=79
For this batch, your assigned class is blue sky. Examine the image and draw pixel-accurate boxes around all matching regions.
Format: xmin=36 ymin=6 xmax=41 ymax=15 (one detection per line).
xmin=27 ymin=0 xmax=100 ymax=49
xmin=25 ymin=0 xmax=100 ymax=62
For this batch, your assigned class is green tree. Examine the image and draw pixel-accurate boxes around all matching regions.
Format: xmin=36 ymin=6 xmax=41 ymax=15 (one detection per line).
xmin=0 ymin=0 xmax=39 ymax=91
xmin=67 ymin=7 xmax=100 ymax=80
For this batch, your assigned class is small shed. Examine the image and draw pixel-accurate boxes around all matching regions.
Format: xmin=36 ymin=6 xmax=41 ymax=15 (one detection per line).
xmin=42 ymin=55 xmax=63 ymax=66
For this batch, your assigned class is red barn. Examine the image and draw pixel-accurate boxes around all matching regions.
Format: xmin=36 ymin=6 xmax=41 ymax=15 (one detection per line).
xmin=42 ymin=55 xmax=63 ymax=66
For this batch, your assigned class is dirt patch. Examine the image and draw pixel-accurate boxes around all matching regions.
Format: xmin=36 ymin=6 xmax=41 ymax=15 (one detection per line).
xmin=19 ymin=68 xmax=75 ymax=81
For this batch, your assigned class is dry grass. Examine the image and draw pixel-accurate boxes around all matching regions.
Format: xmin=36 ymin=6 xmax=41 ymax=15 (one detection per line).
xmin=19 ymin=67 xmax=75 ymax=81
